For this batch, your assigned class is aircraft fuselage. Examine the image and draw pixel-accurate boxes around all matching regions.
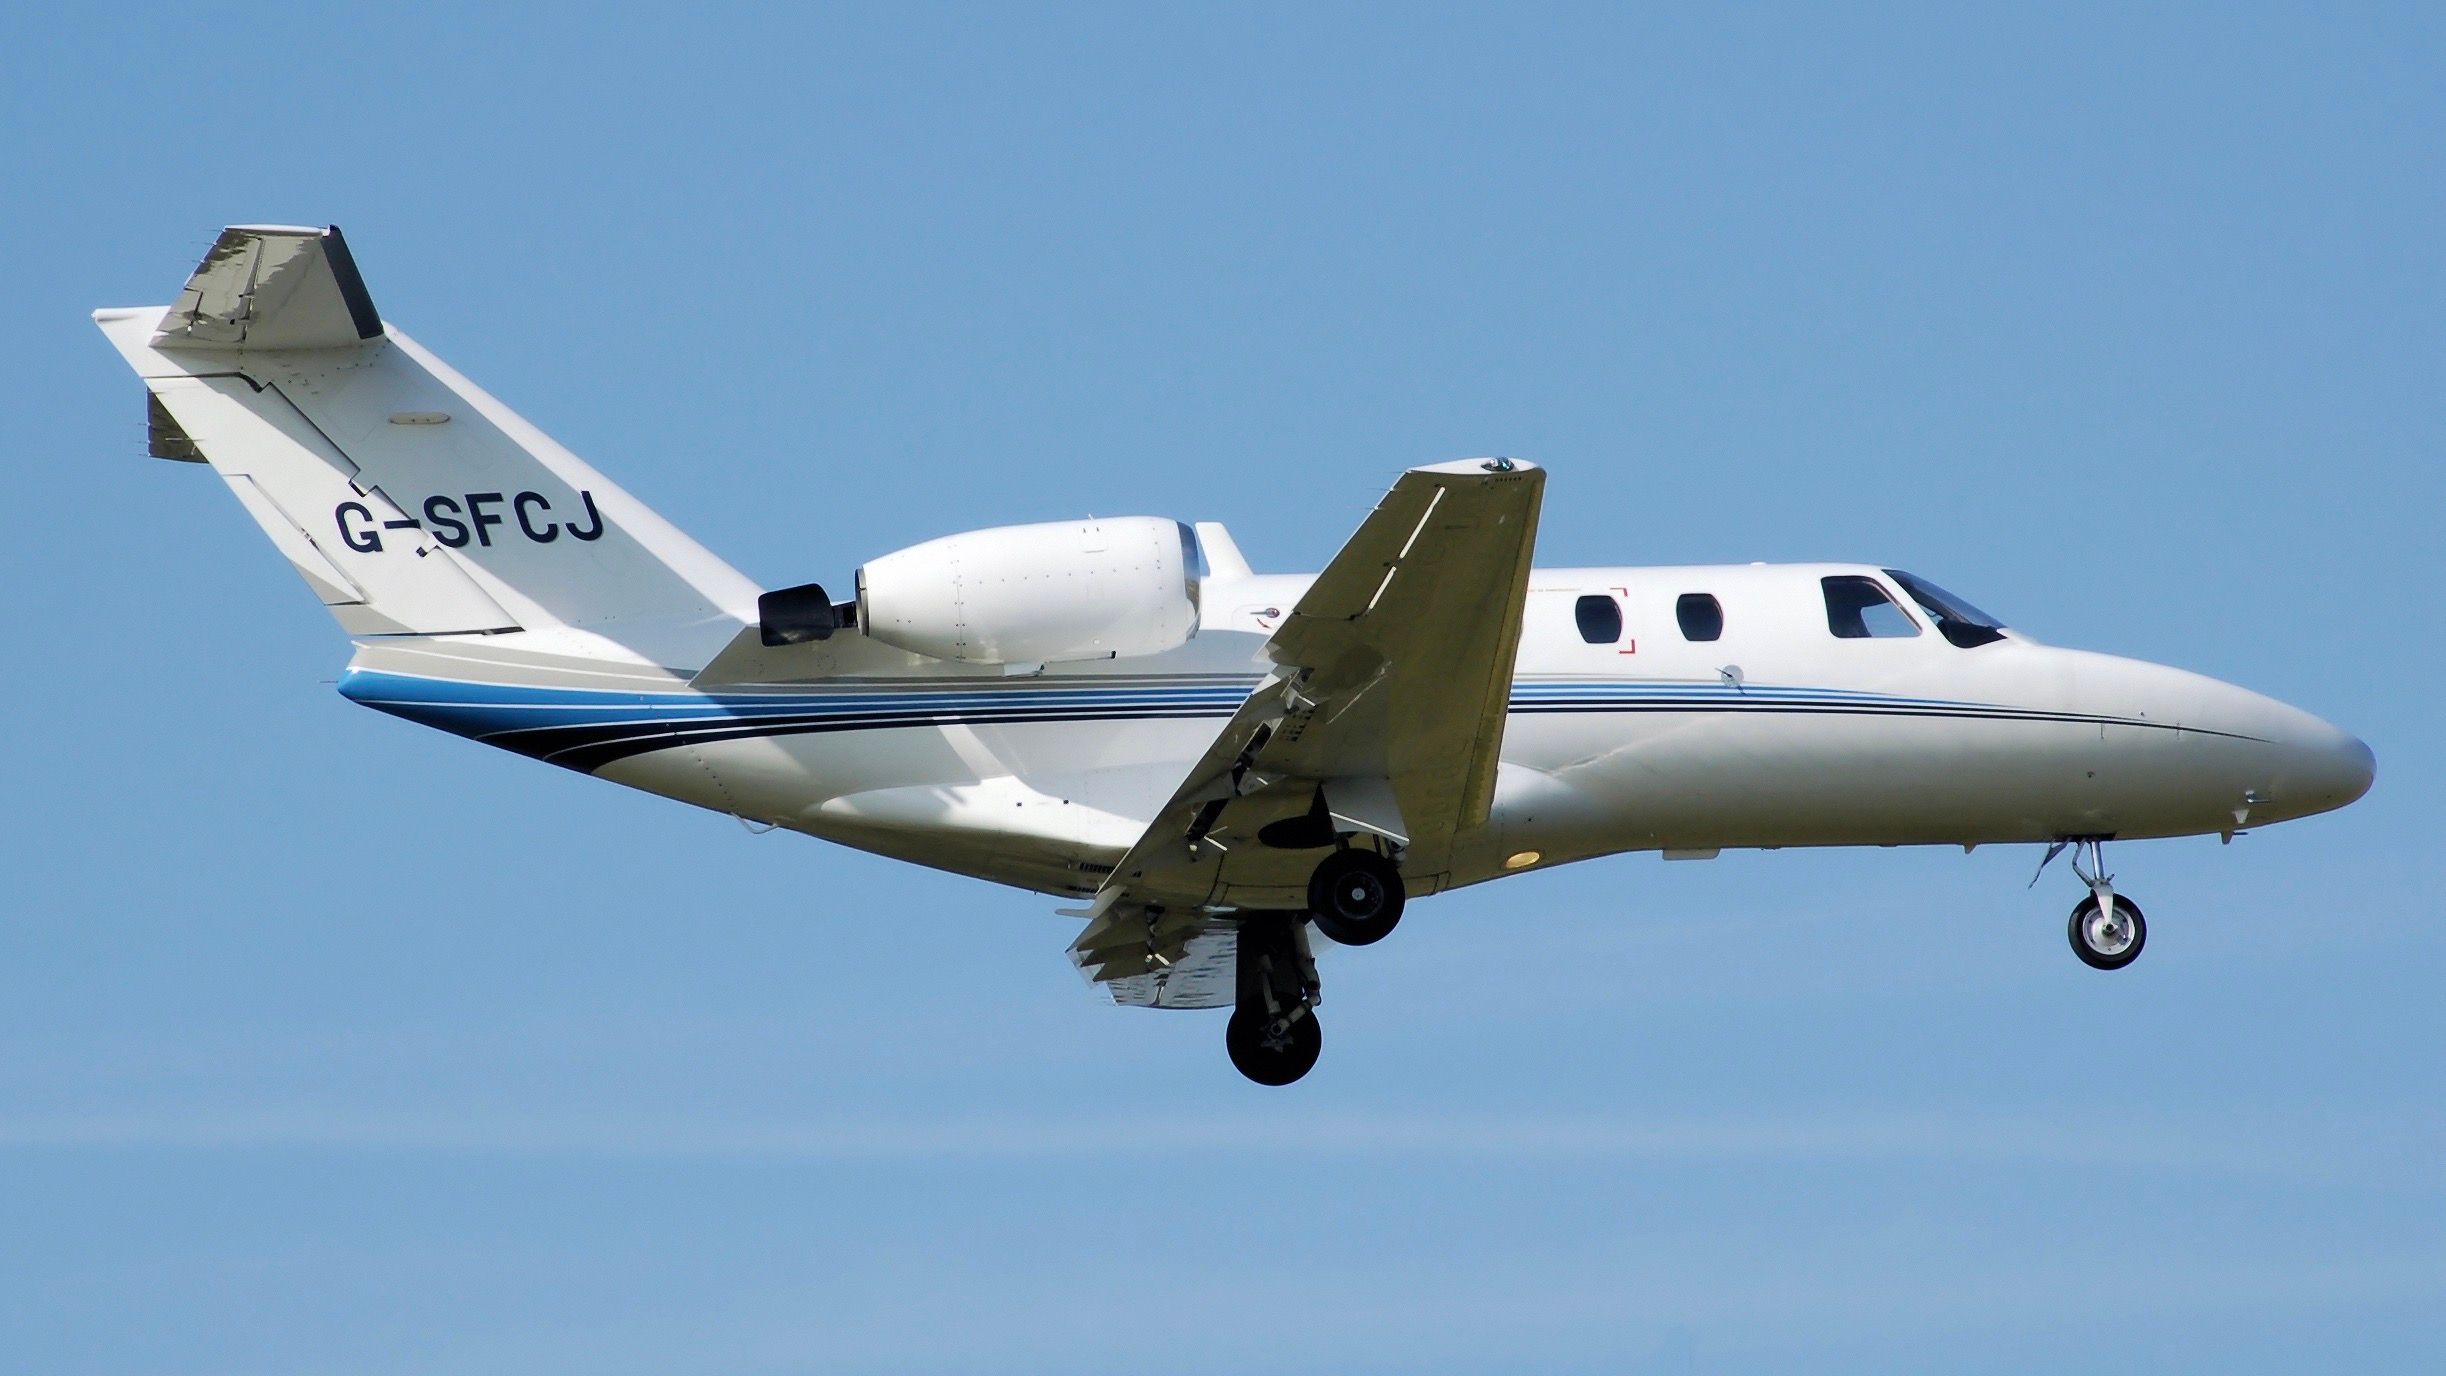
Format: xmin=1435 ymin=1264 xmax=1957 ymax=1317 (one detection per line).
xmin=339 ymin=560 xmax=2373 ymax=909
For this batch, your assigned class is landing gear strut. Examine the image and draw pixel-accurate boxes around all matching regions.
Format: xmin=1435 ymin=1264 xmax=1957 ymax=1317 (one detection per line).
xmin=2057 ymin=838 xmax=2147 ymax=970
xmin=1222 ymin=845 xmax=1403 ymax=1082
xmin=1306 ymin=847 xmax=1405 ymax=946
xmin=1226 ymin=913 xmax=1322 ymax=1086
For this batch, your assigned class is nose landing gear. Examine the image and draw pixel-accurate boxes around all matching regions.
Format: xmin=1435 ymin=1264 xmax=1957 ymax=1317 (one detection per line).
xmin=2047 ymin=838 xmax=2148 ymax=971
xmin=2070 ymin=892 xmax=2147 ymax=970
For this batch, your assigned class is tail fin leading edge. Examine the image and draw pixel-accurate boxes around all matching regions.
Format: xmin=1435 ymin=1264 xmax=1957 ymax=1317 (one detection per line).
xmin=95 ymin=225 xmax=760 ymax=649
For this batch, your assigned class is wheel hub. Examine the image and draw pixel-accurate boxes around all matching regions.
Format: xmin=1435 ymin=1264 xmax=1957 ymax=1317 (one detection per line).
xmin=2087 ymin=910 xmax=2132 ymax=954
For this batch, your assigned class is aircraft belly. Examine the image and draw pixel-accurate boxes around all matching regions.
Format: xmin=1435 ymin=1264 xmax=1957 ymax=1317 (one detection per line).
xmin=663 ymin=715 xmax=1233 ymax=895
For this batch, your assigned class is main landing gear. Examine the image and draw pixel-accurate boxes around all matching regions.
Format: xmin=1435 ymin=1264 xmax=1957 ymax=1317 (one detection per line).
xmin=1306 ymin=847 xmax=1405 ymax=946
xmin=2048 ymin=837 xmax=2148 ymax=971
xmin=1227 ymin=914 xmax=1322 ymax=1085
xmin=1223 ymin=846 xmax=1411 ymax=1085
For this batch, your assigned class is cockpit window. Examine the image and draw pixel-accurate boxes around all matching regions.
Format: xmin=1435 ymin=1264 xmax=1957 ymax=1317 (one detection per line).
xmin=1884 ymin=569 xmax=2007 ymax=649
xmin=1676 ymin=593 xmax=1723 ymax=642
xmin=1822 ymin=575 xmax=1920 ymax=639
xmin=1574 ymin=594 xmax=1623 ymax=644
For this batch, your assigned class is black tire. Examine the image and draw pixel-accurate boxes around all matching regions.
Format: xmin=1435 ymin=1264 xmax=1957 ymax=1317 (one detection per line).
xmin=2068 ymin=894 xmax=2147 ymax=971
xmin=1226 ymin=1007 xmax=1322 ymax=1086
xmin=1307 ymin=849 xmax=1406 ymax=946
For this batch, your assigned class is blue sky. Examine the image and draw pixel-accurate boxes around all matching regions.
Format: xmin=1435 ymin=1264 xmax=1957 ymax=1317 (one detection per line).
xmin=4 ymin=4 xmax=2441 ymax=1371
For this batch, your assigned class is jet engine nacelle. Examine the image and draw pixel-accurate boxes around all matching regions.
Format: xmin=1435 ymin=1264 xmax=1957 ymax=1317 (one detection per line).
xmin=857 ymin=517 xmax=1203 ymax=664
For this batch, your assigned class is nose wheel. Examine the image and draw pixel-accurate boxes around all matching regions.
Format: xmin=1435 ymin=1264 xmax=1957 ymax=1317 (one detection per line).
xmin=2069 ymin=893 xmax=2147 ymax=970
xmin=2044 ymin=837 xmax=2148 ymax=971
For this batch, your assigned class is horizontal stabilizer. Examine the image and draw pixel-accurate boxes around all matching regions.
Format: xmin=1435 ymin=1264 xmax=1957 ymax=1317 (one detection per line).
xmin=153 ymin=225 xmax=382 ymax=350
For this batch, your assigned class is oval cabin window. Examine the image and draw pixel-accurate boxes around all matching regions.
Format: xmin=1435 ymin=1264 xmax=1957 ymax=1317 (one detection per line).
xmin=1574 ymin=594 xmax=1622 ymax=644
xmin=1676 ymin=593 xmax=1723 ymax=642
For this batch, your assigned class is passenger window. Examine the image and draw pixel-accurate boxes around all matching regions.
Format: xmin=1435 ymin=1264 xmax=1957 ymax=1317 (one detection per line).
xmin=1574 ymin=594 xmax=1622 ymax=644
xmin=1676 ymin=593 xmax=1723 ymax=642
xmin=1822 ymin=576 xmax=1920 ymax=639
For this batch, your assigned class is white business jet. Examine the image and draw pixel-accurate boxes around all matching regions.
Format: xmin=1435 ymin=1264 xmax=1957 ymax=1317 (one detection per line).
xmin=96 ymin=227 xmax=2375 ymax=1084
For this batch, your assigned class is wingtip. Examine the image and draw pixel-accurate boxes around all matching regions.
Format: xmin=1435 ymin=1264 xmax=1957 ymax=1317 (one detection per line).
xmin=1414 ymin=456 xmax=1542 ymax=477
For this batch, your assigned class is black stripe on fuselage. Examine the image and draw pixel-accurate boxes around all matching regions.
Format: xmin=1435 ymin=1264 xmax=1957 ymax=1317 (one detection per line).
xmin=488 ymin=699 xmax=2251 ymax=774
xmin=494 ymin=705 xmax=1243 ymax=773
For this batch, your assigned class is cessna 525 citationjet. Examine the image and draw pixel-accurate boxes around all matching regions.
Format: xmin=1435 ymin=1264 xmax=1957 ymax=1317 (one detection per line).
xmin=97 ymin=226 xmax=2376 ymax=1084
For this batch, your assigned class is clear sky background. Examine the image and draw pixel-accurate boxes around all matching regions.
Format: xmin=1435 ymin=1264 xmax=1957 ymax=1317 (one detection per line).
xmin=3 ymin=4 xmax=2440 ymax=1372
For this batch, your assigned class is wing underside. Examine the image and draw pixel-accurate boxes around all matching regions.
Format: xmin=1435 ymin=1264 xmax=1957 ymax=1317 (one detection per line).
xmin=1071 ymin=457 xmax=1546 ymax=994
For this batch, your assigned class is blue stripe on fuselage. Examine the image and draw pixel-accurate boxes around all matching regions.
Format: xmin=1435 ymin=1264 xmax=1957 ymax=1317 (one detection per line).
xmin=336 ymin=669 xmax=2164 ymax=773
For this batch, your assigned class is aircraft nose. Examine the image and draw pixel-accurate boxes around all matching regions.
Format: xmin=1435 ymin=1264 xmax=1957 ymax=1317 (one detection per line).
xmin=2065 ymin=651 xmax=2374 ymax=829
xmin=2233 ymin=686 xmax=2376 ymax=821
xmin=2286 ymin=717 xmax=2376 ymax=812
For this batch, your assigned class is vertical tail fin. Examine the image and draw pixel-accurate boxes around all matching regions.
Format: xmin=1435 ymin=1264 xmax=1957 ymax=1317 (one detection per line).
xmin=95 ymin=226 xmax=760 ymax=652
